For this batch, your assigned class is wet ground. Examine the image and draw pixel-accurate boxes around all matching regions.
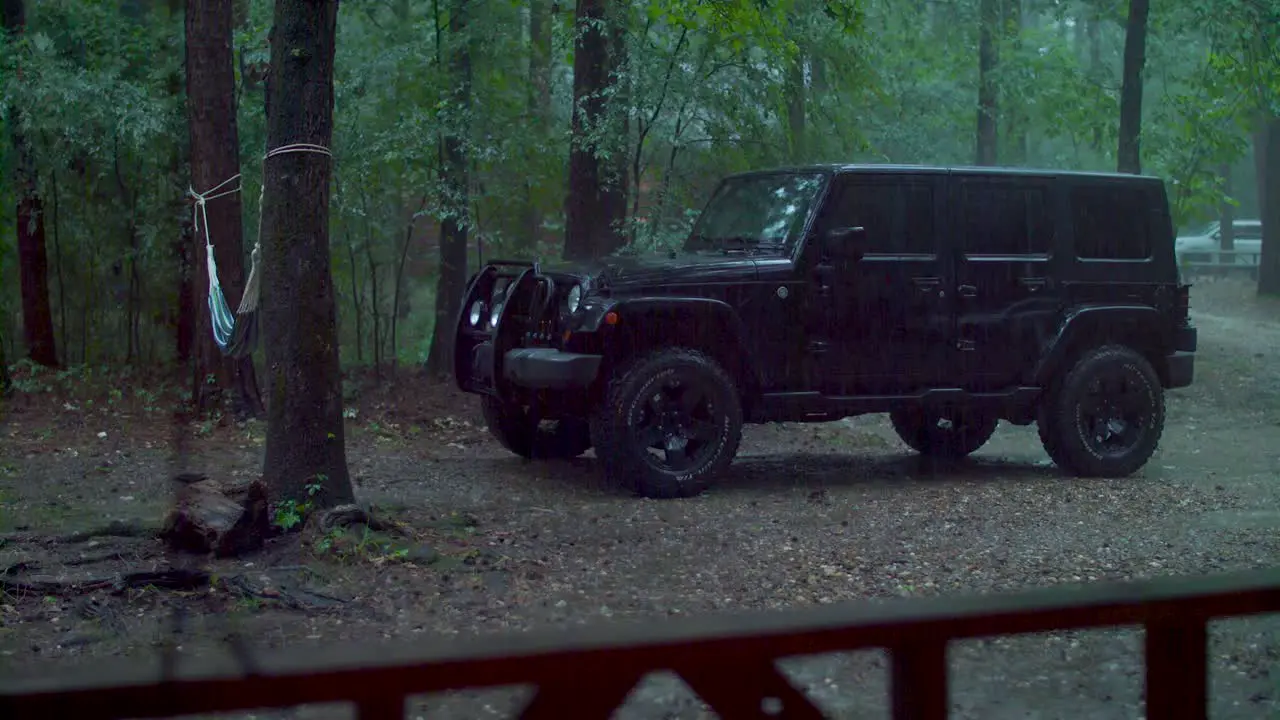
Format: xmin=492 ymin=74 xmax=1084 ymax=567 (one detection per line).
xmin=1 ymin=278 xmax=1277 ymax=719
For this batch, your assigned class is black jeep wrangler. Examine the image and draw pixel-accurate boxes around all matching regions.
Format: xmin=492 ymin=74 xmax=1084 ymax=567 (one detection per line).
xmin=454 ymin=165 xmax=1197 ymax=498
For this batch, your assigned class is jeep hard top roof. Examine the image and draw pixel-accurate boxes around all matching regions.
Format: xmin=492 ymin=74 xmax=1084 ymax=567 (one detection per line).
xmin=727 ymin=163 xmax=1166 ymax=185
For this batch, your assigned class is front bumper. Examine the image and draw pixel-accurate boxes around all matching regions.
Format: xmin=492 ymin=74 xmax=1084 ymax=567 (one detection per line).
xmin=504 ymin=347 xmax=603 ymax=390
xmin=468 ymin=342 xmax=602 ymax=391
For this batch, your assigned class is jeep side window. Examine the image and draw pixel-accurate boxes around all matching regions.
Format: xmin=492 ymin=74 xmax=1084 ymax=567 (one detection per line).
xmin=1071 ymin=185 xmax=1153 ymax=260
xmin=822 ymin=180 xmax=935 ymax=254
xmin=959 ymin=181 xmax=1052 ymax=256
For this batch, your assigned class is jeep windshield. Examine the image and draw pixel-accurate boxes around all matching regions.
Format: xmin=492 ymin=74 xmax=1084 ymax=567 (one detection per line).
xmin=684 ymin=171 xmax=827 ymax=255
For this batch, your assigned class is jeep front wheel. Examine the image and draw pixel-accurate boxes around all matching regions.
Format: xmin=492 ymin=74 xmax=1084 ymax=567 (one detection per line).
xmin=1038 ymin=345 xmax=1165 ymax=477
xmin=590 ymin=348 xmax=743 ymax=499
xmin=889 ymin=407 xmax=998 ymax=458
xmin=481 ymin=396 xmax=592 ymax=460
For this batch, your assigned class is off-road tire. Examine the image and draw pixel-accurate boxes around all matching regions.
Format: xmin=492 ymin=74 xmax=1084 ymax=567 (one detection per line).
xmin=889 ymin=407 xmax=999 ymax=458
xmin=1037 ymin=344 xmax=1165 ymax=477
xmin=481 ymin=396 xmax=592 ymax=460
xmin=590 ymin=347 xmax=743 ymax=499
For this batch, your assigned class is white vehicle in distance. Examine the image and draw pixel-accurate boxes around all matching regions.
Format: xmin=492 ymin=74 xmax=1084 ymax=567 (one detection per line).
xmin=1175 ymin=219 xmax=1262 ymax=270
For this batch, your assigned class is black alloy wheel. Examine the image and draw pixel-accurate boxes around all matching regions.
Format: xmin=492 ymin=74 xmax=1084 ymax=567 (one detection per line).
xmin=1038 ymin=345 xmax=1165 ymax=477
xmin=591 ymin=348 xmax=743 ymax=498
xmin=481 ymin=395 xmax=592 ymax=460
xmin=889 ymin=406 xmax=999 ymax=459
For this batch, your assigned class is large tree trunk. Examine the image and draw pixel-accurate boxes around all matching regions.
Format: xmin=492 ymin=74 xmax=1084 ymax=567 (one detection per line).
xmin=186 ymin=0 xmax=264 ymax=417
xmin=259 ymin=0 xmax=354 ymax=507
xmin=425 ymin=0 xmax=472 ymax=378
xmin=975 ymin=0 xmax=999 ymax=166
xmin=4 ymin=0 xmax=59 ymax=368
xmin=563 ymin=0 xmax=628 ymax=260
xmin=1256 ymin=117 xmax=1280 ymax=296
xmin=520 ymin=0 xmax=553 ymax=249
xmin=1116 ymin=0 xmax=1150 ymax=174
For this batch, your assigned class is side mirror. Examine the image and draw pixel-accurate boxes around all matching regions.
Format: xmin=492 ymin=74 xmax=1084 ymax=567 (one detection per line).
xmin=822 ymin=226 xmax=867 ymax=262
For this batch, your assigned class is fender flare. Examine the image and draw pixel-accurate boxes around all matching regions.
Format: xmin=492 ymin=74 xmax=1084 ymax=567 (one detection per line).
xmin=1033 ymin=305 xmax=1168 ymax=385
xmin=588 ymin=296 xmax=762 ymax=389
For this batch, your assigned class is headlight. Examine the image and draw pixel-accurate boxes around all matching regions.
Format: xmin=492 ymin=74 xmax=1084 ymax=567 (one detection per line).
xmin=468 ymin=300 xmax=485 ymax=326
xmin=565 ymin=285 xmax=583 ymax=313
xmin=489 ymin=301 xmax=504 ymax=328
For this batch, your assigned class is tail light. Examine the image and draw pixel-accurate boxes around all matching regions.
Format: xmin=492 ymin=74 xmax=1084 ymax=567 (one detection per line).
xmin=1175 ymin=283 xmax=1191 ymax=325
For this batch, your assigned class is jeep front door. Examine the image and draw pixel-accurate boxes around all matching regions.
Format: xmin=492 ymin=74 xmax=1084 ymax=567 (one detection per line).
xmin=811 ymin=173 xmax=950 ymax=395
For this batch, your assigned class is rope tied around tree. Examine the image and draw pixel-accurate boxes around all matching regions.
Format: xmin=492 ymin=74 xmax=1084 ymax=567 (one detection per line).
xmin=185 ymin=144 xmax=333 ymax=357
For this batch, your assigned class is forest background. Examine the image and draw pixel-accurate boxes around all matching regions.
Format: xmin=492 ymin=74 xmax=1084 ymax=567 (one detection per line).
xmin=0 ymin=0 xmax=1276 ymax=408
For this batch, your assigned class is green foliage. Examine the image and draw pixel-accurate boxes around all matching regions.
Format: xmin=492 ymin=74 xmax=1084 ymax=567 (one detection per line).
xmin=272 ymin=476 xmax=325 ymax=531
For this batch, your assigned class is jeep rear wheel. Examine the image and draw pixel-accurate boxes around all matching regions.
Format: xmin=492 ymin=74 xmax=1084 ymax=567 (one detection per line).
xmin=590 ymin=348 xmax=743 ymax=499
xmin=1038 ymin=345 xmax=1165 ymax=477
xmin=889 ymin=407 xmax=998 ymax=458
xmin=481 ymin=396 xmax=592 ymax=460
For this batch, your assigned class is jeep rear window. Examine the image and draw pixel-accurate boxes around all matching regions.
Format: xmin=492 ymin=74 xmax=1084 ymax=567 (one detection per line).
xmin=685 ymin=172 xmax=826 ymax=253
xmin=1071 ymin=185 xmax=1153 ymax=260
xmin=958 ymin=181 xmax=1052 ymax=256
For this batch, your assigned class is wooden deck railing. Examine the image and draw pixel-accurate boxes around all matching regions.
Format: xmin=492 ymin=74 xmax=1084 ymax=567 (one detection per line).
xmin=2 ymin=568 xmax=1277 ymax=720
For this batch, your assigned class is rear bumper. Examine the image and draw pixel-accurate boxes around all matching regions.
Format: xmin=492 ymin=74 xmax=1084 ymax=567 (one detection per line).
xmin=1165 ymin=351 xmax=1195 ymax=389
xmin=464 ymin=341 xmax=602 ymax=392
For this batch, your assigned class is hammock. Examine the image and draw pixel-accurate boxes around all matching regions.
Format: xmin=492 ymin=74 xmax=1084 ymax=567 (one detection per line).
xmin=189 ymin=175 xmax=263 ymax=359
xmin=189 ymin=144 xmax=331 ymax=358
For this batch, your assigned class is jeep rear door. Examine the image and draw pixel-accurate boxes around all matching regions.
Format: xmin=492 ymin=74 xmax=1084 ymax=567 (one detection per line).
xmin=948 ymin=172 xmax=1062 ymax=390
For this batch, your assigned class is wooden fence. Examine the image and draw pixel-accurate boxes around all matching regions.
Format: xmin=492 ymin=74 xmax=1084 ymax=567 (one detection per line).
xmin=2 ymin=568 xmax=1278 ymax=720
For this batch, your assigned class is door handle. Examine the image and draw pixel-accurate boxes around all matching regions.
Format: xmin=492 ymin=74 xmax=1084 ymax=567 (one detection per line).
xmin=958 ymin=284 xmax=977 ymax=298
xmin=912 ymin=276 xmax=941 ymax=289
xmin=1019 ymin=277 xmax=1047 ymax=292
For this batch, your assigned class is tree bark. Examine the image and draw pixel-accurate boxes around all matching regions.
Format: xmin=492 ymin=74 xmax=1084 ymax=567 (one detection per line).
xmin=4 ymin=0 xmax=59 ymax=368
xmin=563 ymin=0 xmax=628 ymax=260
xmin=186 ymin=0 xmax=264 ymax=416
xmin=0 ymin=328 xmax=10 ymax=394
xmin=259 ymin=0 xmax=354 ymax=507
xmin=520 ymin=0 xmax=552 ymax=249
xmin=1116 ymin=0 xmax=1150 ymax=174
xmin=1218 ymin=163 xmax=1235 ymax=251
xmin=1256 ymin=117 xmax=1280 ymax=296
xmin=975 ymin=0 xmax=999 ymax=166
xmin=425 ymin=0 xmax=472 ymax=378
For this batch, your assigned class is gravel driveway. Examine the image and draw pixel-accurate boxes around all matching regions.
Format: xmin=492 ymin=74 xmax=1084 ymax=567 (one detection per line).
xmin=2 ymin=280 xmax=1278 ymax=719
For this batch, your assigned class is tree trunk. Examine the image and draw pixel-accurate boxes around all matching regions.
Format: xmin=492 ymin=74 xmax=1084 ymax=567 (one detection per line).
xmin=186 ymin=0 xmax=264 ymax=416
xmin=177 ymin=219 xmax=196 ymax=363
xmin=1116 ymin=0 xmax=1149 ymax=174
xmin=426 ymin=0 xmax=472 ymax=378
xmin=1219 ymin=163 xmax=1235 ymax=251
xmin=785 ymin=52 xmax=806 ymax=162
xmin=0 ymin=329 xmax=10 ymax=394
xmin=4 ymin=0 xmax=59 ymax=368
xmin=975 ymin=0 xmax=999 ymax=166
xmin=521 ymin=0 xmax=552 ymax=248
xmin=259 ymin=0 xmax=354 ymax=507
xmin=1256 ymin=117 xmax=1280 ymax=296
xmin=564 ymin=0 xmax=627 ymax=260
xmin=1087 ymin=10 xmax=1102 ymax=151
xmin=1003 ymin=0 xmax=1027 ymax=165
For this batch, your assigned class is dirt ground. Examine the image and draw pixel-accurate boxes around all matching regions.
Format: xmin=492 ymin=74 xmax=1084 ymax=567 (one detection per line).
xmin=1 ymin=277 xmax=1278 ymax=719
